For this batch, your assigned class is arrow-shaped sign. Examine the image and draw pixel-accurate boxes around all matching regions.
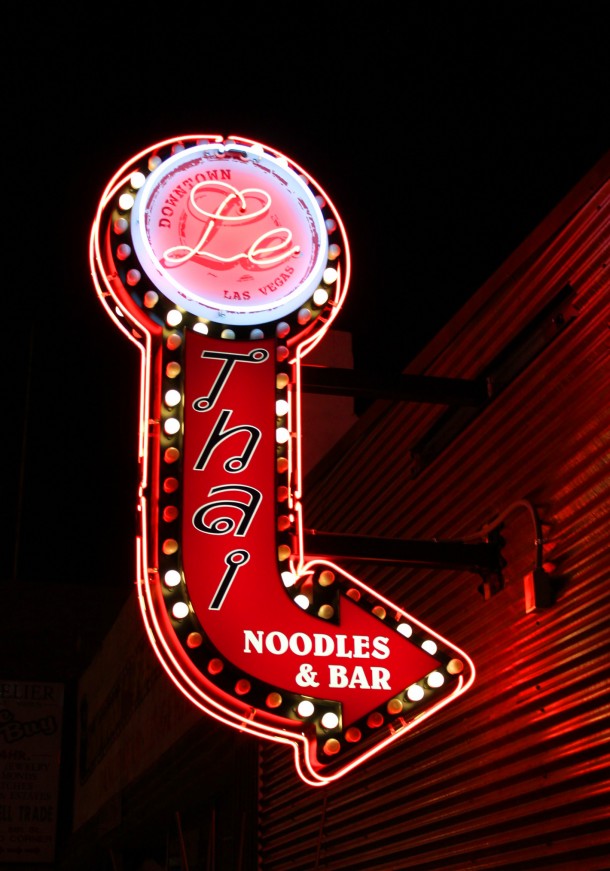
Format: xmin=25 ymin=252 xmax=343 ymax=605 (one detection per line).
xmin=89 ymin=135 xmax=475 ymax=785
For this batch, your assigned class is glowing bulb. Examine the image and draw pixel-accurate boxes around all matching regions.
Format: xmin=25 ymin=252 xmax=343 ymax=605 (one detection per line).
xmin=281 ymin=571 xmax=297 ymax=587
xmin=297 ymin=700 xmax=315 ymax=718
xmin=397 ymin=622 xmax=413 ymax=638
xmin=166 ymin=309 xmax=183 ymax=327
xmin=164 ymin=418 xmax=180 ymax=435
xmin=407 ymin=684 xmax=425 ymax=702
xmin=319 ymin=570 xmax=335 ymax=587
xmin=294 ymin=594 xmax=309 ymax=610
xmin=118 ymin=192 xmax=135 ymax=211
xmin=208 ymin=658 xmax=223 ymax=675
xmin=321 ymin=712 xmax=339 ymax=730
xmin=130 ymin=171 xmax=146 ymax=189
xmin=164 ymin=570 xmax=181 ymax=587
xmin=165 ymin=389 xmax=181 ymax=408
xmin=422 ymin=639 xmax=437 ymax=655
xmin=313 ymin=287 xmax=329 ymax=306
xmin=297 ymin=308 xmax=312 ymax=324
xmin=276 ymin=427 xmax=290 ymax=444
xmin=427 ymin=671 xmax=445 ymax=688
xmin=187 ymin=632 xmax=203 ymax=648
xmin=235 ymin=679 xmax=251 ymax=695
xmin=193 ymin=322 xmax=208 ymax=334
xmin=172 ymin=602 xmax=189 ymax=619
xmin=345 ymin=727 xmax=361 ymax=743
xmin=323 ymin=738 xmax=341 ymax=756
xmin=276 ymin=399 xmax=289 ymax=416
xmin=387 ymin=698 xmax=403 ymax=715
xmin=323 ymin=267 xmax=338 ymax=285
xmin=447 ymin=659 xmax=464 ymax=675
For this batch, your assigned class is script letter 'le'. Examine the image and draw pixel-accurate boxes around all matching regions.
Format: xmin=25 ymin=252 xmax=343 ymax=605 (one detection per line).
xmin=89 ymin=135 xmax=475 ymax=786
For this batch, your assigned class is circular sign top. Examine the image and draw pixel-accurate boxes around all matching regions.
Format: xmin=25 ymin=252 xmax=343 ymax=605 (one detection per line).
xmin=128 ymin=143 xmax=328 ymax=326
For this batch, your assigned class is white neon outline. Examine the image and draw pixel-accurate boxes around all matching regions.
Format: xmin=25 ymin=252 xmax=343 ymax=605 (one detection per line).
xmin=130 ymin=143 xmax=329 ymax=324
xmin=89 ymin=134 xmax=475 ymax=787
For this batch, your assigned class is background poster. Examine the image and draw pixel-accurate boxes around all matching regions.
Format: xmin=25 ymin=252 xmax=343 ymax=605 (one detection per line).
xmin=0 ymin=681 xmax=63 ymax=865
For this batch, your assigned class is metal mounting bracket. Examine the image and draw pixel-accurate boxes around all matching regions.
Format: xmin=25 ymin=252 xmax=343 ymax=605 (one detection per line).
xmin=303 ymin=527 xmax=505 ymax=580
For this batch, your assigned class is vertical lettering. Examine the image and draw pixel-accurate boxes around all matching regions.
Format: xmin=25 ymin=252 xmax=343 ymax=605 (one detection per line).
xmin=192 ymin=485 xmax=262 ymax=536
xmin=193 ymin=348 xmax=269 ymax=412
xmin=209 ymin=550 xmax=250 ymax=610
xmin=194 ymin=409 xmax=261 ymax=473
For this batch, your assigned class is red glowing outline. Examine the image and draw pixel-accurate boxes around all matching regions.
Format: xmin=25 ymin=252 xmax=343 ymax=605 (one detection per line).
xmin=90 ymin=134 xmax=475 ymax=786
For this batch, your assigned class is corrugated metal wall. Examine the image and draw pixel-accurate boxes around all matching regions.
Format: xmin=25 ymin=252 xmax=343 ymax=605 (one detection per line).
xmin=256 ymin=157 xmax=610 ymax=869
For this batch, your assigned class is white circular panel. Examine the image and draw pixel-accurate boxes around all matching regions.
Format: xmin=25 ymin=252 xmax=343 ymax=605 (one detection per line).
xmin=130 ymin=144 xmax=329 ymax=326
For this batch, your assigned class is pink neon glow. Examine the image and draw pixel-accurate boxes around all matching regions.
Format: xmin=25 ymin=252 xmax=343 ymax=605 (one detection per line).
xmin=161 ymin=183 xmax=300 ymax=267
xmin=128 ymin=138 xmax=329 ymax=326
xmin=89 ymin=134 xmax=475 ymax=786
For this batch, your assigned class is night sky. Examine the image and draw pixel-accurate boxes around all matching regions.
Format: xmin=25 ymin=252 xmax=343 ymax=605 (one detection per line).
xmin=3 ymin=4 xmax=608 ymax=592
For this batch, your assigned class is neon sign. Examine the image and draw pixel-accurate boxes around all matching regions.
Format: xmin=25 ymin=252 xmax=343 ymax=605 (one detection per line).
xmin=89 ymin=134 xmax=475 ymax=786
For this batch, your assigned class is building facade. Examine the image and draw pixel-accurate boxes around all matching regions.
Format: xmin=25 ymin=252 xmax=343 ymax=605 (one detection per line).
xmin=58 ymin=152 xmax=609 ymax=870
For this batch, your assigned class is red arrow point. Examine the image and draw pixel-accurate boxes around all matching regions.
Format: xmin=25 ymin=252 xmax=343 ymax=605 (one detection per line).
xmin=325 ymin=592 xmax=441 ymax=726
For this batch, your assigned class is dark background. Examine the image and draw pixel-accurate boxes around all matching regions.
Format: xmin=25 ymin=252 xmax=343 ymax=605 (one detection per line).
xmin=3 ymin=3 xmax=608 ymax=595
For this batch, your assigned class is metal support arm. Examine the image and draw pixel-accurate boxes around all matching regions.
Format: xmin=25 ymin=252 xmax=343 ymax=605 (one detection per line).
xmin=300 ymin=366 xmax=489 ymax=406
xmin=303 ymin=529 xmax=504 ymax=575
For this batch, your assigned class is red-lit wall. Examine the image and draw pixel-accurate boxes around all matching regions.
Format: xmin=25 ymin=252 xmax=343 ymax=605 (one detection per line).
xmin=256 ymin=154 xmax=610 ymax=869
xmin=62 ymin=154 xmax=609 ymax=871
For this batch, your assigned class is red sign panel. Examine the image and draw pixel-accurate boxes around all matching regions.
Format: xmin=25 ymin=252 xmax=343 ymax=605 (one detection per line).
xmin=90 ymin=135 xmax=475 ymax=785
